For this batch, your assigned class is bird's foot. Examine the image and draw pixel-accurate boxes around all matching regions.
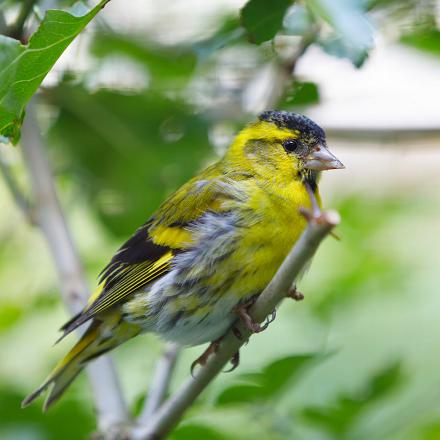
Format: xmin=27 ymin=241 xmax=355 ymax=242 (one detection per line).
xmin=234 ymin=299 xmax=276 ymax=334
xmin=287 ymin=285 xmax=304 ymax=301
xmin=224 ymin=351 xmax=240 ymax=373
xmin=191 ymin=338 xmax=221 ymax=377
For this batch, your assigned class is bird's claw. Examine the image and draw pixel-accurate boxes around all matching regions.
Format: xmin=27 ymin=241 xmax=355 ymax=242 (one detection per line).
xmin=235 ymin=300 xmax=276 ymax=334
xmin=232 ymin=326 xmax=243 ymax=340
xmin=190 ymin=339 xmax=221 ymax=377
xmin=224 ymin=351 xmax=240 ymax=373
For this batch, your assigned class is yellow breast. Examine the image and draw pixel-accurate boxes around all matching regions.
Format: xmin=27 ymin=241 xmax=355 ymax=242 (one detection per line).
xmin=224 ymin=178 xmax=317 ymax=297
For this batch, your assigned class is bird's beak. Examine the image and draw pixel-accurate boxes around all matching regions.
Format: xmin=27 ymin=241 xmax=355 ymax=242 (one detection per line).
xmin=304 ymin=145 xmax=345 ymax=171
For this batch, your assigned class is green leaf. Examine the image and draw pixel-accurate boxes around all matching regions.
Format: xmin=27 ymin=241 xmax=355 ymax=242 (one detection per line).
xmin=419 ymin=422 xmax=440 ymax=440
xmin=0 ymin=0 xmax=110 ymax=143
xmin=171 ymin=424 xmax=227 ymax=440
xmin=318 ymin=34 xmax=369 ymax=67
xmin=0 ymin=304 xmax=22 ymax=332
xmin=307 ymin=0 xmax=373 ymax=53
xmin=281 ymin=80 xmax=320 ymax=107
xmin=241 ymin=0 xmax=292 ymax=44
xmin=216 ymin=354 xmax=317 ymax=405
xmin=283 ymin=5 xmax=315 ymax=36
xmin=301 ymin=362 xmax=404 ymax=436
xmin=0 ymin=386 xmax=95 ymax=440
xmin=401 ymin=28 xmax=440 ymax=57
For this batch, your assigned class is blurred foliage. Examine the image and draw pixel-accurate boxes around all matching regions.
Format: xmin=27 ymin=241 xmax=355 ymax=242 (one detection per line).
xmin=170 ymin=425 xmax=229 ymax=440
xmin=401 ymin=28 xmax=440 ymax=57
xmin=309 ymin=196 xmax=411 ymax=319
xmin=91 ymin=32 xmax=197 ymax=88
xmin=1 ymin=0 xmax=440 ymax=439
xmin=0 ymin=386 xmax=95 ymax=440
xmin=47 ymin=83 xmax=210 ymax=236
xmin=216 ymin=354 xmax=318 ymax=406
xmin=301 ymin=362 xmax=404 ymax=439
xmin=280 ymin=80 xmax=320 ymax=108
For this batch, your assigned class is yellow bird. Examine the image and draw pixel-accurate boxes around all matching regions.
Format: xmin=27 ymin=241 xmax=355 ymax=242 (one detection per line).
xmin=22 ymin=110 xmax=343 ymax=410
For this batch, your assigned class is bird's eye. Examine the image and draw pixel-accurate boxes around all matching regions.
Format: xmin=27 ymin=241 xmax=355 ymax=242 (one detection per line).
xmin=282 ymin=139 xmax=301 ymax=153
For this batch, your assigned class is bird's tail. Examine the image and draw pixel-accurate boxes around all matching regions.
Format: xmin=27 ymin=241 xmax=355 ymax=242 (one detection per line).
xmin=22 ymin=316 xmax=140 ymax=411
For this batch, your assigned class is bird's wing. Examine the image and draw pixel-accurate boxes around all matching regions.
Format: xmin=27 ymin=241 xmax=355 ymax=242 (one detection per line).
xmin=59 ymin=170 xmax=242 ymax=338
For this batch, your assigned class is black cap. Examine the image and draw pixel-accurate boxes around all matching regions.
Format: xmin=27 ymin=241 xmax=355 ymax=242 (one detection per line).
xmin=259 ymin=110 xmax=325 ymax=143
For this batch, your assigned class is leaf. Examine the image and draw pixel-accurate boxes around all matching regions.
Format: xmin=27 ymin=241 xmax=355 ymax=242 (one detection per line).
xmin=281 ymin=80 xmax=320 ymax=107
xmin=171 ymin=424 xmax=227 ymax=440
xmin=0 ymin=304 xmax=22 ymax=332
xmin=301 ymin=362 xmax=404 ymax=436
xmin=240 ymin=0 xmax=292 ymax=44
xmin=283 ymin=5 xmax=315 ymax=36
xmin=216 ymin=354 xmax=317 ymax=405
xmin=0 ymin=0 xmax=110 ymax=143
xmin=318 ymin=34 xmax=369 ymax=67
xmin=0 ymin=386 xmax=95 ymax=440
xmin=307 ymin=0 xmax=373 ymax=54
xmin=420 ymin=422 xmax=440 ymax=440
xmin=401 ymin=28 xmax=440 ymax=57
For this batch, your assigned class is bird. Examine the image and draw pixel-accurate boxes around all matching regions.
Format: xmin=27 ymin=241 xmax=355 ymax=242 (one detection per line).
xmin=22 ymin=110 xmax=344 ymax=410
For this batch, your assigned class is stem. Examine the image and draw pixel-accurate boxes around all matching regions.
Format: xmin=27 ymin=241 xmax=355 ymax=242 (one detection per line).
xmin=7 ymin=0 xmax=38 ymax=41
xmin=138 ymin=343 xmax=180 ymax=425
xmin=131 ymin=208 xmax=340 ymax=440
xmin=0 ymin=155 xmax=36 ymax=225
xmin=19 ymin=102 xmax=128 ymax=433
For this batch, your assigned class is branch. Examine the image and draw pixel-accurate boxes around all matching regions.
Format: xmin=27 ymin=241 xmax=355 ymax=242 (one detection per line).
xmin=19 ymin=102 xmax=128 ymax=433
xmin=6 ymin=0 xmax=38 ymax=41
xmin=131 ymin=207 xmax=340 ymax=440
xmin=138 ymin=343 xmax=180 ymax=425
xmin=0 ymin=154 xmax=36 ymax=225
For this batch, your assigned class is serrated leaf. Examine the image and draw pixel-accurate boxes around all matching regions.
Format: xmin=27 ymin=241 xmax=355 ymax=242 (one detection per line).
xmin=241 ymin=0 xmax=292 ymax=44
xmin=0 ymin=0 xmax=110 ymax=143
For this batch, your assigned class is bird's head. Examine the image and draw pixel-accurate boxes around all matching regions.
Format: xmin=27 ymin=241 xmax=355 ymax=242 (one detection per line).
xmin=226 ymin=110 xmax=344 ymax=187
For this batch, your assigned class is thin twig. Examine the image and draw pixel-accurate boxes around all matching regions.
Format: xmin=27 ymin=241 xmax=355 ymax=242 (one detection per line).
xmin=0 ymin=155 xmax=36 ymax=225
xmin=138 ymin=343 xmax=181 ymax=425
xmin=20 ymin=102 xmax=128 ymax=434
xmin=131 ymin=205 xmax=340 ymax=440
xmin=6 ymin=0 xmax=38 ymax=41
